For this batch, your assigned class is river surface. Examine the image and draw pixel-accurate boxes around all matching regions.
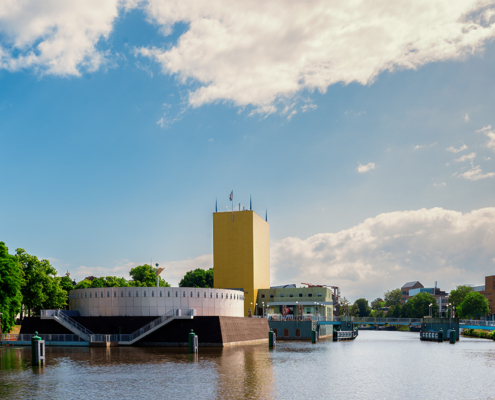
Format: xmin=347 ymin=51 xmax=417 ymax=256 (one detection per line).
xmin=1 ymin=331 xmax=495 ymax=399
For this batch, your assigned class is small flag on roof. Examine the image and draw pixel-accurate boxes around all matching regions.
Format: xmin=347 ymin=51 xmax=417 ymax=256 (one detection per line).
xmin=229 ymin=191 xmax=233 ymax=201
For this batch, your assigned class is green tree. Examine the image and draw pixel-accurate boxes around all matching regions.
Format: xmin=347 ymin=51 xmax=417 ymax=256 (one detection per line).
xmin=74 ymin=279 xmax=92 ymax=289
xmin=0 ymin=242 xmax=22 ymax=333
xmin=371 ymin=298 xmax=384 ymax=310
xmin=89 ymin=276 xmax=130 ymax=288
xmin=409 ymin=292 xmax=438 ymax=318
xmin=129 ymin=264 xmax=170 ymax=287
xmin=60 ymin=276 xmax=74 ymax=292
xmin=352 ymin=298 xmax=371 ymax=317
xmin=457 ymin=291 xmax=489 ymax=319
xmin=400 ymin=301 xmax=413 ymax=318
xmin=384 ymin=289 xmax=401 ymax=306
xmin=449 ymin=285 xmax=473 ymax=308
xmin=16 ymin=248 xmax=66 ymax=316
xmin=387 ymin=303 xmax=401 ymax=318
xmin=179 ymin=268 xmax=214 ymax=288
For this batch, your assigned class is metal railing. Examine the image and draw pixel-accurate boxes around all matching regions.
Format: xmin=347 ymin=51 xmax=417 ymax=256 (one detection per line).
xmin=93 ymin=308 xmax=195 ymax=343
xmin=459 ymin=319 xmax=495 ymax=327
xmin=1 ymin=334 xmax=86 ymax=342
xmin=41 ymin=310 xmax=93 ymax=340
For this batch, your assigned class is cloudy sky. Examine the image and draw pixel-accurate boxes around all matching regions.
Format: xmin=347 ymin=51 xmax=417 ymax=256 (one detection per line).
xmin=1 ymin=0 xmax=495 ymax=301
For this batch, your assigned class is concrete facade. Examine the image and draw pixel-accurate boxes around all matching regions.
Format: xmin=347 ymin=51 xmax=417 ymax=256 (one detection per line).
xmin=257 ymin=286 xmax=334 ymax=318
xmin=213 ymin=210 xmax=270 ymax=316
xmin=480 ymin=275 xmax=495 ymax=317
xmin=68 ymin=287 xmax=244 ymax=317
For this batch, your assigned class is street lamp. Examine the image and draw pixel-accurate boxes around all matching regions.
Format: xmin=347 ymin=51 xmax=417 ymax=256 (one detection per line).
xmin=296 ymin=301 xmax=298 ymax=320
xmin=429 ymin=303 xmax=433 ymax=330
xmin=448 ymin=303 xmax=452 ymax=328
xmin=262 ymin=301 xmax=265 ymax=318
xmin=255 ymin=303 xmax=258 ymax=316
xmin=250 ymin=302 xmax=253 ymax=317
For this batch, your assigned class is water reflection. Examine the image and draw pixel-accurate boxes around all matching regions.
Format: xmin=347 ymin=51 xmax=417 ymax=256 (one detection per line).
xmin=1 ymin=332 xmax=495 ymax=400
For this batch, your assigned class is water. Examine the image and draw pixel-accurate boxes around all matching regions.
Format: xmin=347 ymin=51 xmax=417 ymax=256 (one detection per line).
xmin=1 ymin=331 xmax=495 ymax=399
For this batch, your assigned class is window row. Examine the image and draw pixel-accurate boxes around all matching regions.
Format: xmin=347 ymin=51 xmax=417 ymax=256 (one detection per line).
xmin=260 ymin=293 xmax=322 ymax=299
xmin=69 ymin=290 xmax=244 ymax=301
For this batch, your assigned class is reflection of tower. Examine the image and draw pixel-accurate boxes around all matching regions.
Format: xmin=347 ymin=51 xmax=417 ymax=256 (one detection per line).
xmin=213 ymin=210 xmax=270 ymax=316
xmin=215 ymin=345 xmax=274 ymax=399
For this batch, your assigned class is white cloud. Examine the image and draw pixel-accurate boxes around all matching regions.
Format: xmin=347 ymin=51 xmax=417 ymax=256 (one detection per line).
xmin=433 ymin=182 xmax=446 ymax=187
xmin=454 ymin=152 xmax=476 ymax=162
xmin=138 ymin=0 xmax=495 ymax=111
xmin=0 ymin=0 xmax=121 ymax=75
xmin=446 ymin=144 xmax=468 ymax=153
xmin=271 ymin=207 xmax=495 ymax=300
xmin=464 ymin=113 xmax=470 ymax=122
xmin=414 ymin=145 xmax=423 ymax=150
xmin=477 ymin=125 xmax=495 ymax=151
xmin=457 ymin=165 xmax=495 ymax=180
xmin=357 ymin=162 xmax=375 ymax=173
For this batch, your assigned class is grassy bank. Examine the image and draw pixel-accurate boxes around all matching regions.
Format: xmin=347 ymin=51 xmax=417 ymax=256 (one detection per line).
xmin=462 ymin=328 xmax=495 ymax=340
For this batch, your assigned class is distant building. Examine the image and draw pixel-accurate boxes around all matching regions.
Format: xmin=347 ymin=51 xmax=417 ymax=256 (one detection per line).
xmin=479 ymin=275 xmax=495 ymax=319
xmin=257 ymin=285 xmax=336 ymax=318
xmin=400 ymin=281 xmax=424 ymax=304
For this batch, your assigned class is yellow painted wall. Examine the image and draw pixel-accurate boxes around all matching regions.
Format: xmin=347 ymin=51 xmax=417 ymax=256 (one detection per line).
xmin=213 ymin=210 xmax=270 ymax=316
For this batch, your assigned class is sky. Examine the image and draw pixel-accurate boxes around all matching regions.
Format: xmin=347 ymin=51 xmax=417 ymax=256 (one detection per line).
xmin=1 ymin=0 xmax=495 ymax=302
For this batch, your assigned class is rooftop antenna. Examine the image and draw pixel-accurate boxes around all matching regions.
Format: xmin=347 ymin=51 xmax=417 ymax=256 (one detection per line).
xmin=250 ymin=195 xmax=252 ymax=211
xmin=265 ymin=209 xmax=267 ymax=222
xmin=215 ymin=197 xmax=217 ymax=213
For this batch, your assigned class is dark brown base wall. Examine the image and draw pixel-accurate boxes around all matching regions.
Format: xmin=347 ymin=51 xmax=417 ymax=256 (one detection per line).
xmin=19 ymin=316 xmax=270 ymax=347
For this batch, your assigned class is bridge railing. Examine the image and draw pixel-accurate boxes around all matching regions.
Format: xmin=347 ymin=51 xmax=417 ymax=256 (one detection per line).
xmin=459 ymin=319 xmax=495 ymax=327
xmin=315 ymin=316 xmax=422 ymax=324
xmin=1 ymin=334 xmax=86 ymax=342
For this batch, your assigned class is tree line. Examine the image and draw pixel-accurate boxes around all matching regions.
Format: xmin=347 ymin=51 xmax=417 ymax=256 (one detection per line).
xmin=344 ymin=286 xmax=489 ymax=320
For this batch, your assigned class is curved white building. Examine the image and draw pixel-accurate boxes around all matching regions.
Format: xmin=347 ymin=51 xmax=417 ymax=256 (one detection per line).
xmin=69 ymin=287 xmax=244 ymax=317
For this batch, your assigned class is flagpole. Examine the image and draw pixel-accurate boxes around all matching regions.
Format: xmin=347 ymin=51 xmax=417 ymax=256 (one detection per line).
xmin=232 ymin=190 xmax=233 ymax=221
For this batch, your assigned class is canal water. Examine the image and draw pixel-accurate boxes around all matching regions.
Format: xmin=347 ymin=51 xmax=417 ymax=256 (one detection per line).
xmin=1 ymin=331 xmax=494 ymax=399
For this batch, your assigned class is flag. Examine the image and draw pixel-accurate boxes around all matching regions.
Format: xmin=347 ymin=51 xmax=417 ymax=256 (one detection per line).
xmin=229 ymin=191 xmax=233 ymax=201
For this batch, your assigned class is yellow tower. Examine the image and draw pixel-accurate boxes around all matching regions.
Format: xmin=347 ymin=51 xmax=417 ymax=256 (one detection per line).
xmin=213 ymin=210 xmax=270 ymax=316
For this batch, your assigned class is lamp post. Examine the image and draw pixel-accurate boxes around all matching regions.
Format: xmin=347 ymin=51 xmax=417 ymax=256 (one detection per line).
xmin=250 ymin=302 xmax=253 ymax=317
xmin=448 ymin=303 xmax=452 ymax=328
xmin=255 ymin=303 xmax=258 ymax=316
xmin=262 ymin=301 xmax=265 ymax=318
xmin=429 ymin=303 xmax=433 ymax=330
xmin=296 ymin=301 xmax=298 ymax=320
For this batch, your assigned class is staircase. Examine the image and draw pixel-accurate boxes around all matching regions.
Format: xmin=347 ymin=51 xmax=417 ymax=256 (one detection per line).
xmin=41 ymin=310 xmax=93 ymax=341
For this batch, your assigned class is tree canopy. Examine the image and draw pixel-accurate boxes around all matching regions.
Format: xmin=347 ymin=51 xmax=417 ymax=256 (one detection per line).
xmin=371 ymin=298 xmax=384 ymax=310
xmin=457 ymin=291 xmax=489 ymax=319
xmin=384 ymin=289 xmax=401 ymax=306
xmin=449 ymin=285 xmax=473 ymax=308
xmin=352 ymin=298 xmax=371 ymax=317
xmin=179 ymin=268 xmax=214 ymax=288
xmin=130 ymin=264 xmax=170 ymax=287
xmin=0 ymin=242 xmax=22 ymax=333
xmin=16 ymin=248 xmax=66 ymax=316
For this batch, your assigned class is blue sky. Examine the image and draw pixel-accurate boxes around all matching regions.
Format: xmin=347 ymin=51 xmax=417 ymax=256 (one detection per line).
xmin=1 ymin=1 xmax=495 ymax=301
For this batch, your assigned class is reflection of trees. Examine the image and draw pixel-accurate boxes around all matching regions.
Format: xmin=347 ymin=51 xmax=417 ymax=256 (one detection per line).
xmin=215 ymin=345 xmax=274 ymax=399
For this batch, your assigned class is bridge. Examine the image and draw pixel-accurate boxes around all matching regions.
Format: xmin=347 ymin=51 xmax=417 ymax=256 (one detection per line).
xmin=313 ymin=316 xmax=495 ymax=330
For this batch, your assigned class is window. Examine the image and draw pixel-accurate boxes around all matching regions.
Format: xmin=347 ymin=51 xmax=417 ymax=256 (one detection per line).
xmin=101 ymin=292 xmax=103 ymax=298
xmin=289 ymin=294 xmax=294 ymax=297
xmin=299 ymin=293 xmax=303 ymax=297
xmin=270 ymin=294 xmax=274 ymax=298
xmin=95 ymin=292 xmax=98 ymax=298
xmin=176 ymin=291 xmax=178 ymax=297
xmin=144 ymin=291 xmax=146 ymax=297
xmin=89 ymin=292 xmax=92 ymax=298
xmin=261 ymin=294 xmax=265 ymax=299
xmin=284 ymin=329 xmax=289 ymax=337
xmin=230 ymin=294 xmax=232 ymax=299
xmin=317 ymin=293 xmax=322 ymax=297
xmin=308 ymin=293 xmax=313 ymax=297
xmin=128 ymin=291 xmax=131 ymax=297
xmin=204 ymin=292 xmax=207 ymax=298
xmin=152 ymin=291 xmax=154 ymax=297
xmin=107 ymin=291 xmax=110 ymax=298
xmin=190 ymin=291 xmax=193 ymax=297
xmin=114 ymin=291 xmax=116 ymax=297
xmin=197 ymin=292 xmax=200 ymax=298
xmin=136 ymin=291 xmax=139 ymax=297
xmin=210 ymin=292 xmax=213 ymax=298
xmin=280 ymin=294 xmax=285 ymax=297
xmin=221 ymin=293 xmax=224 ymax=299
xmin=216 ymin=293 xmax=218 ymax=298
xmin=295 ymin=329 xmax=301 ymax=338
xmin=183 ymin=291 xmax=185 ymax=297
xmin=121 ymin=291 xmax=123 ymax=297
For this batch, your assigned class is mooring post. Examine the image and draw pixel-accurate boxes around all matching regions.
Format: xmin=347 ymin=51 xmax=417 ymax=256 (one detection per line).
xmin=31 ymin=331 xmax=45 ymax=366
xmin=269 ymin=329 xmax=276 ymax=348
xmin=311 ymin=329 xmax=317 ymax=344
xmin=189 ymin=329 xmax=198 ymax=353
